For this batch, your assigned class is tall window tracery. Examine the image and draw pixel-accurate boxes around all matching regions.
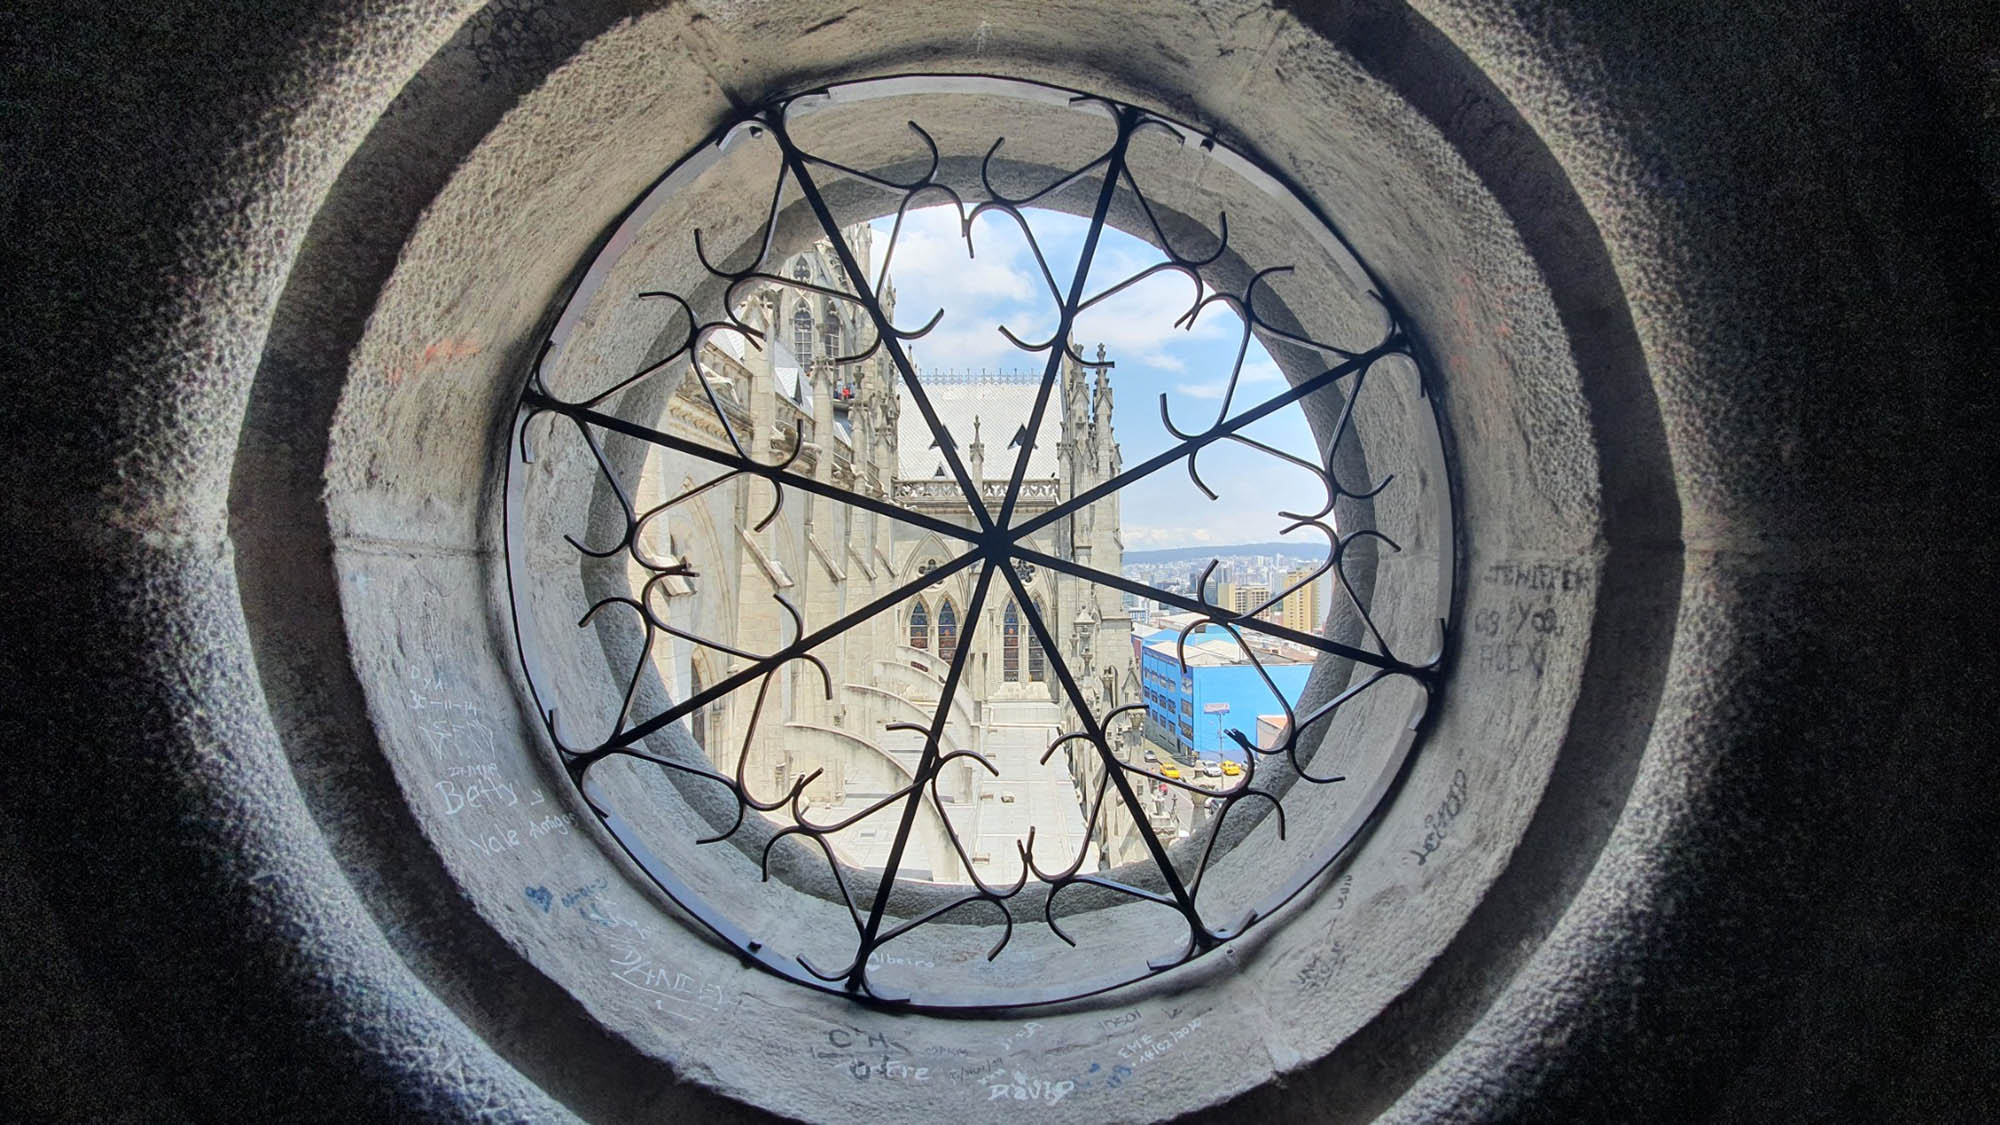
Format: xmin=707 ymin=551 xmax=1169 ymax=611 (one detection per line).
xmin=1003 ymin=601 xmax=1021 ymax=681
xmin=1028 ymin=597 xmax=1047 ymax=683
xmin=936 ymin=598 xmax=958 ymax=663
xmin=908 ymin=600 xmax=929 ymax=651
xmin=792 ymin=305 xmax=814 ymax=363
xmin=821 ymin=310 xmax=841 ymax=363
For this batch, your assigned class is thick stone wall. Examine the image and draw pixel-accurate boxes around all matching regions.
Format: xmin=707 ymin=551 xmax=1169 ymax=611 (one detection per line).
xmin=3 ymin=0 xmax=1994 ymax=1120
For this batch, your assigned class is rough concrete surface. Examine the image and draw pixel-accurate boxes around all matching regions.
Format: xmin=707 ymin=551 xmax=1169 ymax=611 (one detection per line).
xmin=2 ymin=0 xmax=1995 ymax=1121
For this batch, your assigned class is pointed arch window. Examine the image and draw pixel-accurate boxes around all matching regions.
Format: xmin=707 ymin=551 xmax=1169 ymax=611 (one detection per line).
xmin=792 ymin=305 xmax=814 ymax=363
xmin=936 ymin=598 xmax=959 ymax=663
xmin=1027 ymin=597 xmax=1047 ymax=682
xmin=1002 ymin=601 xmax=1021 ymax=681
xmin=820 ymin=309 xmax=842 ymax=362
xmin=908 ymin=600 xmax=929 ymax=651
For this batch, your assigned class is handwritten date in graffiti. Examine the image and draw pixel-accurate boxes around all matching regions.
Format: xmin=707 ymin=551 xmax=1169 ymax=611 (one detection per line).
xmin=1469 ymin=600 xmax=1562 ymax=639
xmin=1116 ymin=1017 xmax=1203 ymax=1065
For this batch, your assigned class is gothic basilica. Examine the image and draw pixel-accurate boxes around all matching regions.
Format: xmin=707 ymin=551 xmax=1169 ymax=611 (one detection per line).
xmin=628 ymin=225 xmax=1147 ymax=882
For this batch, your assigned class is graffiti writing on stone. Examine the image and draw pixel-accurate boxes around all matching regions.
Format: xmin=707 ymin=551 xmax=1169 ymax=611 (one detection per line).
xmin=819 ymin=1026 xmax=910 ymax=1056
xmin=864 ymin=950 xmax=937 ymax=971
xmin=607 ymin=946 xmax=731 ymax=1017
xmin=1482 ymin=562 xmax=1585 ymax=592
xmin=811 ymin=1025 xmax=939 ymax=1084
xmin=850 ymin=1059 xmax=932 ymax=1083
xmin=985 ymin=1072 xmax=1076 ymax=1104
xmin=1296 ymin=942 xmax=1347 ymax=989
xmin=434 ymin=775 xmax=520 ymax=814
xmin=1470 ymin=562 xmax=1580 ymax=679
xmin=1115 ymin=1016 xmax=1203 ymax=1065
xmin=1087 ymin=1061 xmax=1135 ymax=1091
xmin=431 ymin=759 xmax=578 ymax=861
xmin=1099 ymin=1009 xmax=1142 ymax=1033
xmin=995 ymin=1021 xmax=1041 ymax=1053
xmin=1407 ymin=769 xmax=1468 ymax=867
xmin=405 ymin=686 xmax=499 ymax=760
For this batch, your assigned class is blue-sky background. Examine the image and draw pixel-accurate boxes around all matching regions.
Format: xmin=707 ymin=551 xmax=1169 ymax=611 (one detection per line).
xmin=868 ymin=206 xmax=1333 ymax=550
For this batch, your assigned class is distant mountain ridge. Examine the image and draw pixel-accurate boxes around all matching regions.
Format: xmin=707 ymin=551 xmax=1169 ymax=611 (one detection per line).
xmin=1122 ymin=540 xmax=1328 ymax=565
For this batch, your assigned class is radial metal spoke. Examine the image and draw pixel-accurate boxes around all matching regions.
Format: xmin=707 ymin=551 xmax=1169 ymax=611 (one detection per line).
xmin=1011 ymin=337 xmax=1405 ymax=541
xmin=766 ymin=113 xmax=995 ymax=532
xmin=992 ymin=107 xmax=1135 ymax=531
xmin=996 ymin=562 xmax=1208 ymax=934
xmin=521 ymin=390 xmax=983 ymax=548
xmin=1008 ymin=543 xmax=1418 ymax=672
xmin=604 ymin=549 xmax=983 ymax=751
xmin=850 ymin=560 xmax=1000 ymax=985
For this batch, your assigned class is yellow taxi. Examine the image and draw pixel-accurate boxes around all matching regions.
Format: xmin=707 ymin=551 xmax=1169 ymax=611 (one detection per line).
xmin=1160 ymin=764 xmax=1181 ymax=780
xmin=1220 ymin=759 xmax=1242 ymax=777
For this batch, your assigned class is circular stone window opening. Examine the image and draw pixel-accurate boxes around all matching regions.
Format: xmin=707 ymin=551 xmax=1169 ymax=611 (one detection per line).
xmin=504 ymin=75 xmax=1454 ymax=1011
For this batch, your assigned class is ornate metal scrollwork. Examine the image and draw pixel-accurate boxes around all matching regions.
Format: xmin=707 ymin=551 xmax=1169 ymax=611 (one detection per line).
xmin=504 ymin=75 xmax=1453 ymax=1011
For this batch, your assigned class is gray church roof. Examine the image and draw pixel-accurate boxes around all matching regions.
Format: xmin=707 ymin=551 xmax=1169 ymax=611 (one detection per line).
xmin=896 ymin=368 xmax=1065 ymax=483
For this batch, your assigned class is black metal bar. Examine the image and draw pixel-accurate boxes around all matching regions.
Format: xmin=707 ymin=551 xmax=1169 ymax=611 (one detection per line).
xmin=995 ymin=561 xmax=1211 ymax=939
xmin=1007 ymin=542 xmax=1416 ymax=672
xmin=521 ymin=390 xmax=982 ymax=548
xmin=1010 ymin=338 xmax=1403 ymax=541
xmin=765 ymin=112 xmax=997 ymax=535
xmin=603 ymin=549 xmax=982 ymax=751
xmin=992 ymin=107 xmax=1135 ymax=531
xmin=849 ymin=560 xmax=1000 ymax=989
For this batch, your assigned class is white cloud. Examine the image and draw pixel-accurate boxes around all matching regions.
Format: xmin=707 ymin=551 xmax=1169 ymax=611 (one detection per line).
xmin=1073 ymin=272 xmax=1229 ymax=373
xmin=1239 ymin=357 xmax=1283 ymax=385
xmin=881 ymin=213 xmax=1035 ymax=315
xmin=871 ymin=208 xmax=1067 ymax=373
xmin=871 ymin=207 xmax=1291 ymax=396
xmin=1171 ymin=360 xmax=1280 ymax=403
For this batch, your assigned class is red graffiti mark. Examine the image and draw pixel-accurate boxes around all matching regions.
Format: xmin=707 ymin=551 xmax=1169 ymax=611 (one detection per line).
xmin=389 ymin=338 xmax=484 ymax=388
xmin=422 ymin=338 xmax=484 ymax=366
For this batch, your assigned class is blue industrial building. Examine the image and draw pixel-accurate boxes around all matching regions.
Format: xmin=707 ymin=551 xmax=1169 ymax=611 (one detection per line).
xmin=1136 ymin=626 xmax=1310 ymax=762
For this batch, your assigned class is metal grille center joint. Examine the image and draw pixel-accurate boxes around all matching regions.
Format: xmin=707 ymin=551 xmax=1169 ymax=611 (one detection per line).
xmin=504 ymin=76 xmax=1455 ymax=1011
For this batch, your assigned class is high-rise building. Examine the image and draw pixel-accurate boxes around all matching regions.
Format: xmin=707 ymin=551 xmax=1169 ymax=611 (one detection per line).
xmin=1280 ymin=565 xmax=1320 ymax=632
xmin=1213 ymin=580 xmax=1237 ymax=613
xmin=1232 ymin=583 xmax=1269 ymax=617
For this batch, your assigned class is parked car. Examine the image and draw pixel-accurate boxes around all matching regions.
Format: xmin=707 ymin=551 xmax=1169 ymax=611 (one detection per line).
xmin=1202 ymin=760 xmax=1223 ymax=777
xmin=1220 ymin=760 xmax=1242 ymax=777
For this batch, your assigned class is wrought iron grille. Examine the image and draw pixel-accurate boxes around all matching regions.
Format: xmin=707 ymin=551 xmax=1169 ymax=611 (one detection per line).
xmin=504 ymin=76 xmax=1454 ymax=1011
